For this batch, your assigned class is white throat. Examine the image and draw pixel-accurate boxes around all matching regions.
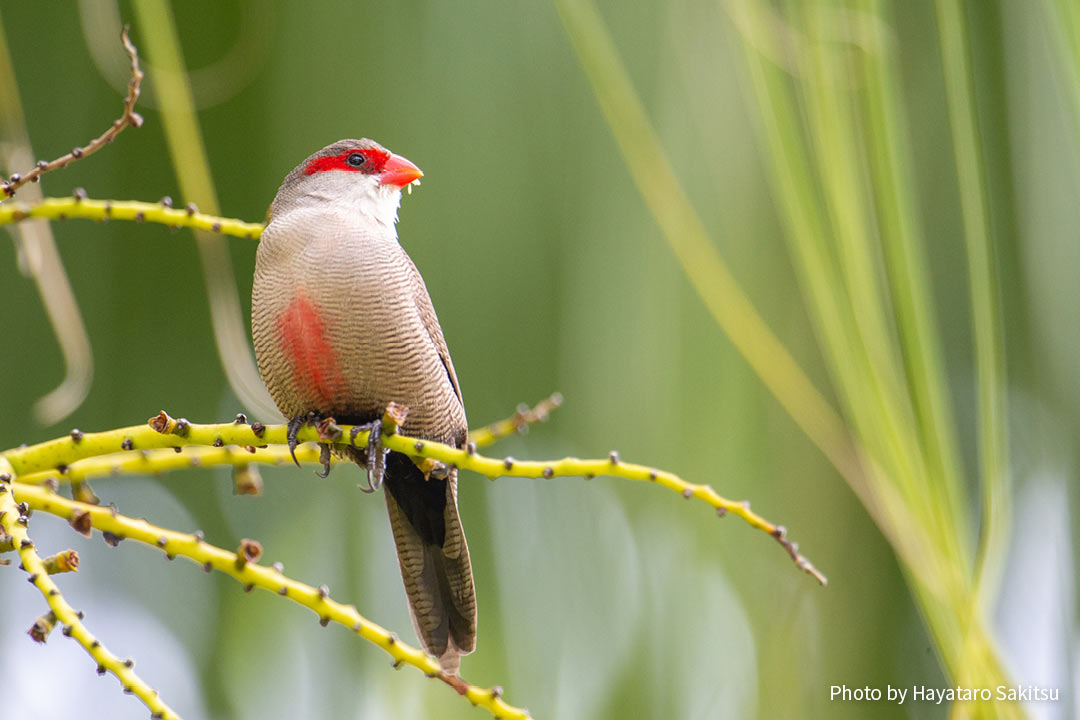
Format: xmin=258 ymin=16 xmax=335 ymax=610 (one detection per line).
xmin=349 ymin=180 xmax=404 ymax=230
xmin=296 ymin=173 xmax=405 ymax=235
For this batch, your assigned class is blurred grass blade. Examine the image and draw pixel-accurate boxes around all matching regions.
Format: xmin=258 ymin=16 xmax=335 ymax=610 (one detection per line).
xmin=0 ymin=13 xmax=94 ymax=425
xmin=1042 ymin=0 xmax=1080 ymax=160
xmin=553 ymin=0 xmax=862 ymax=487
xmin=129 ymin=0 xmax=279 ymax=421
xmin=731 ymin=0 xmax=1020 ymax=713
xmin=934 ymin=0 xmax=1011 ymax=602
xmin=796 ymin=3 xmax=952 ymax=543
xmin=78 ymin=0 xmax=274 ymax=111
xmin=855 ymin=0 xmax=969 ymax=550
xmin=558 ymin=0 xmax=1022 ymax=711
xmin=728 ymin=0 xmax=952 ymax=579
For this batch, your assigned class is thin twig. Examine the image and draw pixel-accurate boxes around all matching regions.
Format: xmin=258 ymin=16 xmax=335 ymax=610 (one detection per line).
xmin=1 ymin=26 xmax=143 ymax=198
xmin=0 ymin=466 xmax=180 ymax=720
xmin=469 ymin=393 xmax=564 ymax=449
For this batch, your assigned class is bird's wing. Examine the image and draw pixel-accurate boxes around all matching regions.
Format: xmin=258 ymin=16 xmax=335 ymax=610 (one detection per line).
xmin=405 ymin=253 xmax=465 ymax=412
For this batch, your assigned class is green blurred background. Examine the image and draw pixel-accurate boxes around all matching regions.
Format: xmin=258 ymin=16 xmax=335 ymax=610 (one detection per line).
xmin=0 ymin=0 xmax=1076 ymax=718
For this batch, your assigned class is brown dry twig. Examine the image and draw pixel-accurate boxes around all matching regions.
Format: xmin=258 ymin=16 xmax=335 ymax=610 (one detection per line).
xmin=1 ymin=26 xmax=143 ymax=198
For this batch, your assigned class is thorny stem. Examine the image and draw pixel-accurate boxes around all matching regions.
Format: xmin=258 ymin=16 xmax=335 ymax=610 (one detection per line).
xmin=2 ymin=411 xmax=826 ymax=585
xmin=7 ymin=480 xmax=531 ymax=720
xmin=0 ymin=27 xmax=143 ymax=198
xmin=0 ymin=465 xmax=181 ymax=720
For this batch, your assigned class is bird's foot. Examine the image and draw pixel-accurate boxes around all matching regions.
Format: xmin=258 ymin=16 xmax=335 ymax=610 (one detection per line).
xmin=350 ymin=420 xmax=387 ymax=493
xmin=287 ymin=412 xmax=334 ymax=476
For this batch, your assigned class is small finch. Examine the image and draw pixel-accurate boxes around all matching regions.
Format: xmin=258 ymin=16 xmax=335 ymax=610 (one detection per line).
xmin=252 ymin=139 xmax=475 ymax=673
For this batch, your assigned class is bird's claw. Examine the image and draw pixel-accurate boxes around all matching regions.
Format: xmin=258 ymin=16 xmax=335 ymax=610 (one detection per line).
xmin=289 ymin=413 xmax=335 ymax=477
xmin=286 ymin=416 xmax=305 ymax=468
xmin=316 ymin=443 xmax=332 ymax=478
xmin=351 ymin=420 xmax=387 ymax=493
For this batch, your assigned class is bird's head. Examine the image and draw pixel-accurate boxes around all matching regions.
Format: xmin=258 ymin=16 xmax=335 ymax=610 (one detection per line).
xmin=269 ymin=138 xmax=424 ymax=229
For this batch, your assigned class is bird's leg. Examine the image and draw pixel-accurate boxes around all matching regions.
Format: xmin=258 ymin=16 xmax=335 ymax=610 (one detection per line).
xmin=368 ymin=420 xmax=386 ymax=489
xmin=286 ymin=416 xmax=305 ymax=468
xmin=316 ymin=443 xmax=332 ymax=478
xmin=350 ymin=420 xmax=387 ymax=493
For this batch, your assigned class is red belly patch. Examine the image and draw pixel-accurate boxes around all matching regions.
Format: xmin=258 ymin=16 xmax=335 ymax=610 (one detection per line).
xmin=277 ymin=294 xmax=345 ymax=409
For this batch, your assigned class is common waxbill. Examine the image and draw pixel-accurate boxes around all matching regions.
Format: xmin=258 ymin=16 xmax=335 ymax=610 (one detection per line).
xmin=251 ymin=139 xmax=476 ymax=674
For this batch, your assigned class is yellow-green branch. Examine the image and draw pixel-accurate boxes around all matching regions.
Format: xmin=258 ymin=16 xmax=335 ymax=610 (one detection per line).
xmin=16 ymin=444 xmax=334 ymax=486
xmin=391 ymin=434 xmax=825 ymax=585
xmin=2 ymin=412 xmax=825 ymax=584
xmin=0 ymin=465 xmax=181 ymax=720
xmin=0 ymin=196 xmax=263 ymax=239
xmin=16 ymin=396 xmax=566 ymax=489
xmin=7 ymin=480 xmax=530 ymax=720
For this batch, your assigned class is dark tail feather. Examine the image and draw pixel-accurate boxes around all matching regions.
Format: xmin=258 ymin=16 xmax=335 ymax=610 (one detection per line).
xmin=383 ymin=451 xmax=476 ymax=674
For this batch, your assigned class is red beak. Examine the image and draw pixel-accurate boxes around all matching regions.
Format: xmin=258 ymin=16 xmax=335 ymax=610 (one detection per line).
xmin=380 ymin=153 xmax=423 ymax=188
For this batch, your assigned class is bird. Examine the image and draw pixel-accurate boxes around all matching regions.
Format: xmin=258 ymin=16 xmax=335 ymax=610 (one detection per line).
xmin=251 ymin=138 xmax=476 ymax=674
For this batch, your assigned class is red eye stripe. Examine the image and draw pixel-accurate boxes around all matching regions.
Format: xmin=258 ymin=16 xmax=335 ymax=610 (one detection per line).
xmin=303 ymin=148 xmax=390 ymax=176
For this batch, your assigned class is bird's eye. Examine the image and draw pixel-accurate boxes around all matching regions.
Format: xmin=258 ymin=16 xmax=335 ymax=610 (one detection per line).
xmin=346 ymin=152 xmax=366 ymax=168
